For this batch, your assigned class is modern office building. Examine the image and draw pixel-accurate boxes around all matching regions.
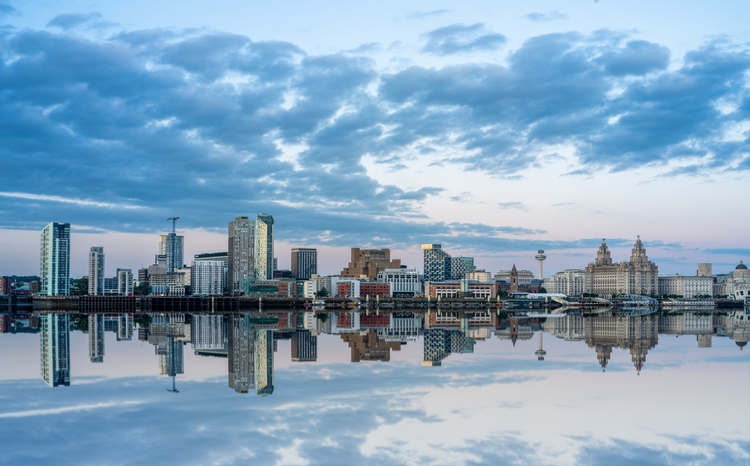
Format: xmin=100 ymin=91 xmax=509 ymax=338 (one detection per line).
xmin=40 ymin=222 xmax=71 ymax=296
xmin=422 ymin=244 xmax=451 ymax=282
xmin=117 ymin=314 xmax=134 ymax=341
xmin=88 ymin=314 xmax=105 ymax=363
xmin=291 ymin=248 xmax=317 ymax=280
xmin=159 ymin=233 xmax=184 ymax=272
xmin=291 ymin=330 xmax=317 ymax=362
xmin=584 ymin=238 xmax=659 ymax=297
xmin=254 ymin=213 xmax=274 ymax=281
xmin=191 ymin=314 xmax=226 ymax=351
xmin=376 ymin=268 xmax=423 ymax=296
xmin=228 ymin=217 xmax=254 ymax=294
xmin=450 ymin=256 xmax=475 ymax=279
xmin=466 ymin=269 xmax=492 ymax=282
xmin=40 ymin=313 xmax=71 ymax=387
xmin=88 ymin=246 xmax=105 ymax=295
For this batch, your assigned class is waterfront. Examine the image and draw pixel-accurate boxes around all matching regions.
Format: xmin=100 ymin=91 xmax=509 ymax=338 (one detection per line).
xmin=1 ymin=309 xmax=748 ymax=465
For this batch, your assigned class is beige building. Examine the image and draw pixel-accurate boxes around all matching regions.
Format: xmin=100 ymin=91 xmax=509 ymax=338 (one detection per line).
xmin=658 ymin=274 xmax=713 ymax=298
xmin=725 ymin=261 xmax=750 ymax=301
xmin=584 ymin=238 xmax=659 ymax=298
xmin=341 ymin=248 xmax=401 ymax=281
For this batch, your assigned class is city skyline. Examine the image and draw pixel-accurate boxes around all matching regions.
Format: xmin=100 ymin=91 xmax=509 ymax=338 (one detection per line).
xmin=0 ymin=1 xmax=748 ymax=278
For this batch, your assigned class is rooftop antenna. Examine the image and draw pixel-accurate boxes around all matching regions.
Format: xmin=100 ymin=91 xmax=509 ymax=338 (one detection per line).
xmin=166 ymin=217 xmax=180 ymax=272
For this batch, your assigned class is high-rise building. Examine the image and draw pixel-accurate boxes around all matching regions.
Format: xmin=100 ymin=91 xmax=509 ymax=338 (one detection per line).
xmin=40 ymin=222 xmax=71 ymax=296
xmin=0 ymin=276 xmax=11 ymax=295
xmin=87 ymin=247 xmax=105 ymax=295
xmin=228 ymin=217 xmax=254 ymax=294
xmin=159 ymin=234 xmax=184 ymax=273
xmin=88 ymin=314 xmax=105 ymax=363
xmin=254 ymin=213 xmax=274 ymax=281
xmin=116 ymin=268 xmax=133 ymax=296
xmin=291 ymin=248 xmax=317 ymax=280
xmin=228 ymin=315 xmax=255 ymax=393
xmin=422 ymin=244 xmax=451 ymax=282
xmin=291 ymin=330 xmax=317 ymax=362
xmin=254 ymin=329 xmax=274 ymax=396
xmin=117 ymin=314 xmax=133 ymax=341
xmin=191 ymin=255 xmax=227 ymax=295
xmin=40 ymin=313 xmax=70 ymax=387
xmin=341 ymin=248 xmax=401 ymax=281
xmin=191 ymin=314 xmax=226 ymax=351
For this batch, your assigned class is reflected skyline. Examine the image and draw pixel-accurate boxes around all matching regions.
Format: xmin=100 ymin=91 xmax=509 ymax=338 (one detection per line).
xmin=11 ymin=308 xmax=748 ymax=393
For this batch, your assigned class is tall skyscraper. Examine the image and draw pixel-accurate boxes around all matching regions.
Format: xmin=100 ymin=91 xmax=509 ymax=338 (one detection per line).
xmin=291 ymin=330 xmax=317 ymax=362
xmin=422 ymin=244 xmax=451 ymax=282
xmin=88 ymin=247 xmax=105 ymax=295
xmin=254 ymin=329 xmax=274 ymax=396
xmin=341 ymin=248 xmax=401 ymax=280
xmin=40 ymin=313 xmax=71 ymax=387
xmin=254 ymin=213 xmax=274 ymax=281
xmin=291 ymin=248 xmax=317 ymax=280
xmin=228 ymin=315 xmax=255 ymax=393
xmin=40 ymin=222 xmax=71 ymax=296
xmin=159 ymin=234 xmax=184 ymax=272
xmin=228 ymin=217 xmax=254 ymax=295
xmin=88 ymin=314 xmax=105 ymax=363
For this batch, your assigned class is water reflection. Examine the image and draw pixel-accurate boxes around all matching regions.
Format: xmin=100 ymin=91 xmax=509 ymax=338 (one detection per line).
xmin=2 ymin=308 xmax=749 ymax=393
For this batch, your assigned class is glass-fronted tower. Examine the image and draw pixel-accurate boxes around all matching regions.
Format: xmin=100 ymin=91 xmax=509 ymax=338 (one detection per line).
xmin=40 ymin=313 xmax=71 ymax=387
xmin=254 ymin=213 xmax=274 ymax=281
xmin=40 ymin=222 xmax=71 ymax=296
xmin=159 ymin=234 xmax=184 ymax=273
xmin=422 ymin=244 xmax=451 ymax=282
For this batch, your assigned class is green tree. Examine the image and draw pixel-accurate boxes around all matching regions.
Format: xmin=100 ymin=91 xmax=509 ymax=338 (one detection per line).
xmin=316 ymin=287 xmax=329 ymax=297
xmin=71 ymin=276 xmax=89 ymax=296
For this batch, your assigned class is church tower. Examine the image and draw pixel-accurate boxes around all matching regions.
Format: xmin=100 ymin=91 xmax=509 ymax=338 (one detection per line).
xmin=510 ymin=264 xmax=519 ymax=292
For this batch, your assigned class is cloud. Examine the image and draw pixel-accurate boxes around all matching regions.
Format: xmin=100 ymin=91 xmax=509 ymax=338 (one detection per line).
xmin=497 ymin=202 xmax=525 ymax=209
xmin=0 ymin=25 xmax=748 ymax=250
xmin=526 ymin=11 xmax=568 ymax=22
xmin=0 ymin=3 xmax=18 ymax=19
xmin=406 ymin=9 xmax=450 ymax=20
xmin=46 ymin=12 xmax=106 ymax=30
xmin=703 ymin=248 xmax=750 ymax=256
xmin=0 ymin=400 xmax=143 ymax=418
xmin=421 ymin=23 xmax=507 ymax=55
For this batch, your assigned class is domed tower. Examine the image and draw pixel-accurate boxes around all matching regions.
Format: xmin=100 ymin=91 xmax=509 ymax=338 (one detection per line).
xmin=595 ymin=239 xmax=613 ymax=266
xmin=630 ymin=235 xmax=649 ymax=266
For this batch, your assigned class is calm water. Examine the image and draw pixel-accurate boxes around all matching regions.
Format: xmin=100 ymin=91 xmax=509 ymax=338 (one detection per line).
xmin=1 ymin=309 xmax=748 ymax=465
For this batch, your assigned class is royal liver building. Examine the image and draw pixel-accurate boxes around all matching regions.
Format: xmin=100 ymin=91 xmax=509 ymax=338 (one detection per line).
xmin=584 ymin=237 xmax=659 ymax=298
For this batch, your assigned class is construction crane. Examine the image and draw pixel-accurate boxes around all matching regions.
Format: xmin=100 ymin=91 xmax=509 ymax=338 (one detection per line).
xmin=166 ymin=217 xmax=179 ymax=272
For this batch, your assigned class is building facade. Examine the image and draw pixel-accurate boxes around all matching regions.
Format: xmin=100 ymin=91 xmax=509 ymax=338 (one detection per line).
xmin=88 ymin=246 xmax=105 ymax=295
xmin=254 ymin=213 xmax=274 ymax=281
xmin=543 ymin=269 xmax=586 ymax=296
xmin=584 ymin=238 xmax=659 ymax=297
xmin=450 ymin=256 xmax=475 ymax=279
xmin=117 ymin=268 xmax=133 ymax=296
xmin=658 ymin=275 xmax=713 ymax=298
xmin=725 ymin=261 xmax=750 ymax=301
xmin=341 ymin=248 xmax=401 ymax=281
xmin=495 ymin=268 xmax=535 ymax=286
xmin=422 ymin=244 xmax=451 ymax=282
xmin=228 ymin=216 xmax=254 ymax=295
xmin=40 ymin=222 xmax=71 ymax=296
xmin=291 ymin=248 xmax=317 ymax=280
xmin=376 ymin=268 xmax=423 ymax=297
xmin=40 ymin=313 xmax=70 ymax=387
xmin=191 ymin=259 xmax=226 ymax=295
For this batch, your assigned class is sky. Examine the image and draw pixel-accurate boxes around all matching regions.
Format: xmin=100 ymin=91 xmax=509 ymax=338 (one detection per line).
xmin=0 ymin=0 xmax=749 ymax=277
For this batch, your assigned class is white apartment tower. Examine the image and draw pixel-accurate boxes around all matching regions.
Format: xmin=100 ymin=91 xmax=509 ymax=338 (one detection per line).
xmin=40 ymin=222 xmax=71 ymax=296
xmin=88 ymin=246 xmax=105 ymax=295
xmin=255 ymin=213 xmax=274 ymax=281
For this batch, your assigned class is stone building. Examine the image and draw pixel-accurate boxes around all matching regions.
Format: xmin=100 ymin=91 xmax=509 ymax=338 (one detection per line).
xmin=725 ymin=261 xmax=750 ymax=301
xmin=584 ymin=238 xmax=659 ymax=298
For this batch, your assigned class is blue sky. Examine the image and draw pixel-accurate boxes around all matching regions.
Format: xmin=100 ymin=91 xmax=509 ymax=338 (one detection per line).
xmin=0 ymin=1 xmax=749 ymax=276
